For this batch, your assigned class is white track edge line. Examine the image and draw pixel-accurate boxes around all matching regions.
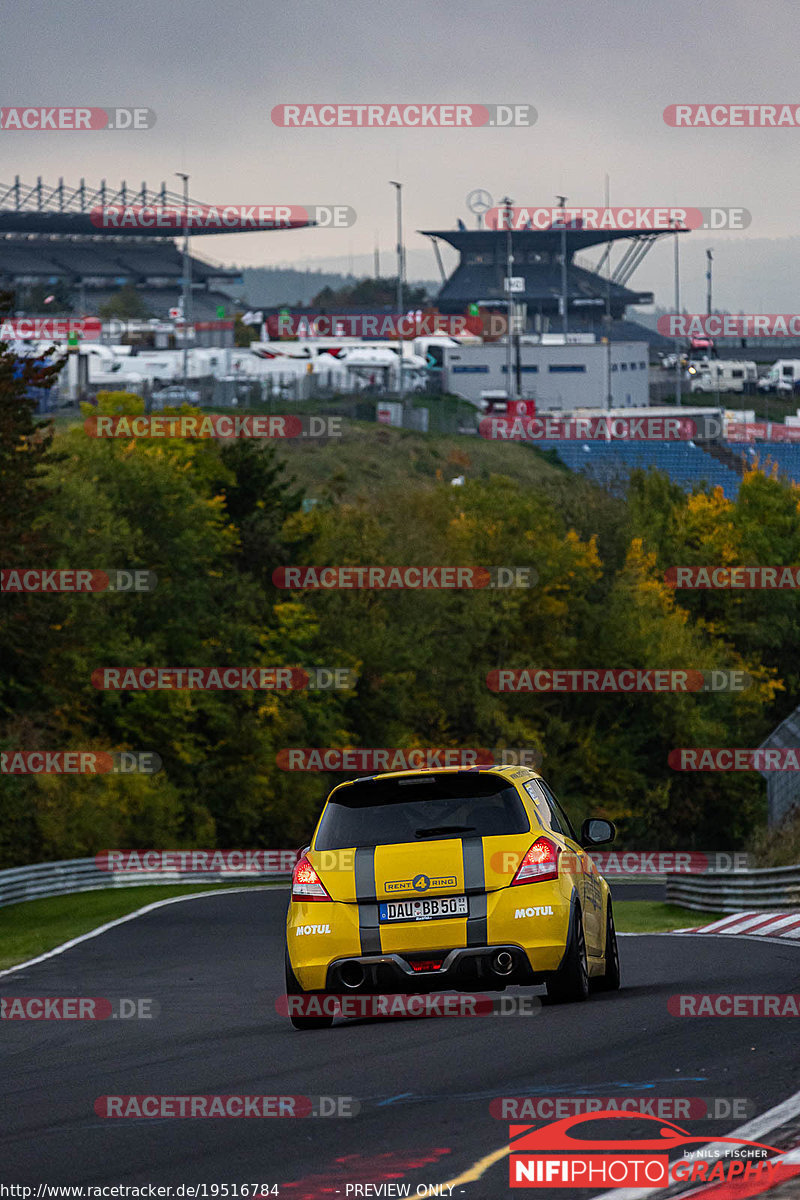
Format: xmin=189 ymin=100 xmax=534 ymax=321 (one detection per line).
xmin=0 ymin=885 xmax=289 ymax=979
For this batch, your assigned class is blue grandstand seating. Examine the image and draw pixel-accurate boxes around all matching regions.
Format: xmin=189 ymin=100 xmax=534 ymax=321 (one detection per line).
xmin=741 ymin=444 xmax=800 ymax=485
xmin=537 ymin=439 xmax=743 ymax=499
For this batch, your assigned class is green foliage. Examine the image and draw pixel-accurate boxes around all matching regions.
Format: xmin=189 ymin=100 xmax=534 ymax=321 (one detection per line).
xmin=2 ymin=382 xmax=798 ymax=864
xmin=234 ymin=313 xmax=257 ymax=347
xmin=98 ymin=285 xmax=153 ymax=320
xmin=0 ymin=289 xmax=64 ymax=728
xmin=753 ymin=806 xmax=800 ymax=865
xmin=312 ymin=276 xmax=429 ymax=309
xmin=17 ymin=280 xmax=73 ymax=313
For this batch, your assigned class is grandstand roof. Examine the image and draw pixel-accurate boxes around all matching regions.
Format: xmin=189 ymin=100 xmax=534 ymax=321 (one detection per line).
xmin=422 ymin=225 xmax=685 ymax=317
xmin=0 ymin=177 xmax=312 ymax=238
xmin=421 ymin=226 xmax=679 ymax=255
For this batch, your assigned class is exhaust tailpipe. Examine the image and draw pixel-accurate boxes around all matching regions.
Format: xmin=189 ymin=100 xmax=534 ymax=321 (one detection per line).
xmin=492 ymin=950 xmax=515 ymax=976
xmin=339 ymin=961 xmax=365 ymax=989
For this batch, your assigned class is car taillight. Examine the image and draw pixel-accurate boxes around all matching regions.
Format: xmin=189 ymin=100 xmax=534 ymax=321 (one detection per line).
xmin=292 ymin=855 xmax=332 ymax=901
xmin=511 ymin=837 xmax=560 ymax=885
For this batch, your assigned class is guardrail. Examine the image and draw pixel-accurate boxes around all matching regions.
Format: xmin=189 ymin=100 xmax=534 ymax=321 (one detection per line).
xmin=4 ymin=855 xmax=799 ymax=914
xmin=0 ymin=857 xmax=290 ymax=910
xmin=666 ymin=864 xmax=800 ymax=913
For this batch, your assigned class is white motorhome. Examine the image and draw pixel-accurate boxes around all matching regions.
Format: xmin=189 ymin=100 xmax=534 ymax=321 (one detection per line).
xmin=250 ymin=338 xmax=395 ymax=361
xmin=85 ymin=347 xmax=231 ymax=386
xmin=688 ymin=359 xmax=757 ymax=393
xmin=757 ymin=360 xmax=800 ymax=394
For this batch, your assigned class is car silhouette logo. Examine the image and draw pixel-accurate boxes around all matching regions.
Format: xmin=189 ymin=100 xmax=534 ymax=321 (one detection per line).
xmin=511 ymin=1111 xmax=780 ymax=1155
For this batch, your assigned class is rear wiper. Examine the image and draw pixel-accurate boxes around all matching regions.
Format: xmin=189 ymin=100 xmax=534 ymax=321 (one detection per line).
xmin=414 ymin=824 xmax=477 ymax=839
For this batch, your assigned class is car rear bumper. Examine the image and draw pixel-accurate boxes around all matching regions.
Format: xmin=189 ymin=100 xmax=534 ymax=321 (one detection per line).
xmin=287 ymin=885 xmax=574 ymax=989
xmin=325 ymin=944 xmax=543 ymax=993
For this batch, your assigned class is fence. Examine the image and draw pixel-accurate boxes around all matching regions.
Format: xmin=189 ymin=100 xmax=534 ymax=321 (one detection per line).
xmin=0 ymin=857 xmax=290 ymax=910
xmin=666 ymin=864 xmax=800 ymax=913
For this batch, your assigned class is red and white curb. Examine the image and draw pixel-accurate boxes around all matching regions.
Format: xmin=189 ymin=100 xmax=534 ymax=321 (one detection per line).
xmin=675 ymin=911 xmax=800 ymax=939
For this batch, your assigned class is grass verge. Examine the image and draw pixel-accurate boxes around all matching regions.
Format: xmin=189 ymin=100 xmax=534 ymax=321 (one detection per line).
xmin=614 ymin=901 xmax=725 ymax=933
xmin=0 ymin=882 xmax=283 ymax=971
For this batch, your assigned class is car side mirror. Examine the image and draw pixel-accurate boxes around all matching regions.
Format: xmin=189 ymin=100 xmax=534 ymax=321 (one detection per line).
xmin=580 ymin=818 xmax=616 ymax=847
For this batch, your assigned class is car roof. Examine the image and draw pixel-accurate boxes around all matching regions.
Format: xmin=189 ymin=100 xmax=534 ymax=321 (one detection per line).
xmin=328 ymin=764 xmax=543 ymax=795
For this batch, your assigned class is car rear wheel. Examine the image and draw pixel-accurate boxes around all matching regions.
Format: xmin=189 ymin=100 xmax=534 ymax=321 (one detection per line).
xmin=592 ymin=905 xmax=621 ymax=992
xmin=284 ymin=950 xmax=334 ymax=1030
xmin=546 ymin=907 xmax=590 ymax=1003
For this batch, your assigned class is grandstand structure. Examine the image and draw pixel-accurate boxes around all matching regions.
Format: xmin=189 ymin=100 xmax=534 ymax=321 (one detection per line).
xmin=539 ymin=436 xmax=800 ymax=500
xmin=421 ymin=217 xmax=681 ymax=349
xmin=539 ymin=439 xmax=743 ymax=499
xmin=0 ymin=177 xmax=306 ymax=320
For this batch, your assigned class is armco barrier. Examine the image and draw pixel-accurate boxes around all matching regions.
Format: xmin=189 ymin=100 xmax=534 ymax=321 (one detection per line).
xmin=4 ymin=855 xmax=799 ymax=914
xmin=666 ymin=864 xmax=800 ymax=913
xmin=0 ymin=857 xmax=290 ymax=910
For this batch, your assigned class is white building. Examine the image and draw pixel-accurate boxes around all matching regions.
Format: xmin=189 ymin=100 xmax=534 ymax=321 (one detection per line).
xmin=442 ymin=341 xmax=650 ymax=410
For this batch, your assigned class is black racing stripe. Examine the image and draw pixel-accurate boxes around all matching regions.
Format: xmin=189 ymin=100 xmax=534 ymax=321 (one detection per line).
xmin=462 ymin=836 xmax=488 ymax=946
xmin=354 ymin=846 xmax=381 ymax=955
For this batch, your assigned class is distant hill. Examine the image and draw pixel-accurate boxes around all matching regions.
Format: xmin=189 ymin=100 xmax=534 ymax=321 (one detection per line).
xmin=225 ymin=266 xmax=442 ymax=308
xmin=230 ymin=267 xmax=358 ymax=307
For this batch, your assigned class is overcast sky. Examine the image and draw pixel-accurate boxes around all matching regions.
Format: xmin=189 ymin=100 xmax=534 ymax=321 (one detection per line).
xmin=2 ymin=0 xmax=798 ymax=309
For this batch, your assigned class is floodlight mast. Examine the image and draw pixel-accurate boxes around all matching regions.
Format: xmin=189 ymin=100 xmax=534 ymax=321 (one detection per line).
xmin=175 ymin=171 xmax=191 ymax=387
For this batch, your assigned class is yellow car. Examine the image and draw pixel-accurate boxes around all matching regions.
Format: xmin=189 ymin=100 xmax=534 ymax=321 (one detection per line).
xmin=284 ymin=765 xmax=620 ymax=1029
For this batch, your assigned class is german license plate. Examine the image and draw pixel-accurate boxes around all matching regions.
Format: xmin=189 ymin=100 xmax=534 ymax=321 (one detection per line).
xmin=379 ymin=896 xmax=468 ymax=922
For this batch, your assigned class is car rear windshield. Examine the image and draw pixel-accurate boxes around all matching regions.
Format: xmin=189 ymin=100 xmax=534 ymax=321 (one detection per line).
xmin=313 ymin=773 xmax=531 ymax=850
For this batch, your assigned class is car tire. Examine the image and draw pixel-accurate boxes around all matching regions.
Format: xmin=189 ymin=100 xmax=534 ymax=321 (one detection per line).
xmin=546 ymin=905 xmax=590 ymax=1003
xmin=592 ymin=905 xmax=621 ymax=992
xmin=284 ymin=950 xmax=334 ymax=1030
